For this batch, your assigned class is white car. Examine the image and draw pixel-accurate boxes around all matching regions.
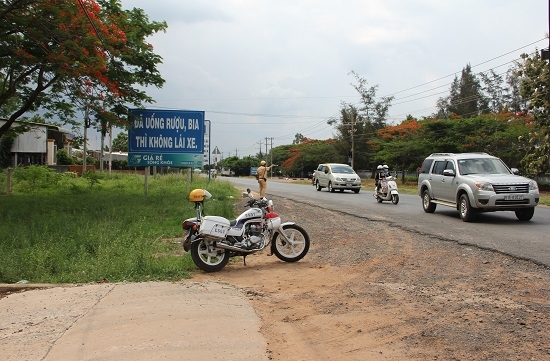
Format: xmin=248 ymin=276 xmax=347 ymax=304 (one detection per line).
xmin=314 ymin=163 xmax=361 ymax=193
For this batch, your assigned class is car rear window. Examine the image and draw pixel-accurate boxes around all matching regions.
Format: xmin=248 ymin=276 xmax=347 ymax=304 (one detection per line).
xmin=420 ymin=159 xmax=434 ymax=174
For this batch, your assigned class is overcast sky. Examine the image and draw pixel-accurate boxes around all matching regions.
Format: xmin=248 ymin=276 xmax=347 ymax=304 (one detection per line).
xmin=114 ymin=0 xmax=548 ymax=159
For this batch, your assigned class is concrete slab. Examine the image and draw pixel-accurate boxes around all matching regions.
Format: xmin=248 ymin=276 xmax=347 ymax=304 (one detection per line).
xmin=1 ymin=282 xmax=268 ymax=361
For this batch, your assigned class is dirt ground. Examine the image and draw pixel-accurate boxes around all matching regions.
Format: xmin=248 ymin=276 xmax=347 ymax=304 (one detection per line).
xmin=2 ymin=195 xmax=549 ymax=360
xmin=194 ymin=195 xmax=550 ymax=360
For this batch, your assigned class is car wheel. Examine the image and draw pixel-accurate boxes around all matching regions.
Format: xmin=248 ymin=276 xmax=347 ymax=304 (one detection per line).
xmin=422 ymin=189 xmax=436 ymax=213
xmin=328 ymin=182 xmax=335 ymax=192
xmin=353 ymin=189 xmax=360 ymax=194
xmin=515 ymin=208 xmax=534 ymax=221
xmin=459 ymin=194 xmax=475 ymax=222
xmin=316 ymin=181 xmax=322 ymax=191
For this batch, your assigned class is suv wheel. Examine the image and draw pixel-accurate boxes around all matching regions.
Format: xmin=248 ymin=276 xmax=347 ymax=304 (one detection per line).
xmin=459 ymin=194 xmax=475 ymax=222
xmin=328 ymin=182 xmax=335 ymax=193
xmin=422 ymin=189 xmax=436 ymax=213
xmin=515 ymin=208 xmax=534 ymax=221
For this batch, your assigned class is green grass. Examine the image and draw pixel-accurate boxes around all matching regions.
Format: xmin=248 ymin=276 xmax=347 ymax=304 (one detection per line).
xmin=0 ymin=168 xmax=239 ymax=284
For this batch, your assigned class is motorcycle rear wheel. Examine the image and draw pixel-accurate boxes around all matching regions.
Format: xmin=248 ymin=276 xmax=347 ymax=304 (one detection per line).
xmin=271 ymin=224 xmax=310 ymax=262
xmin=190 ymin=238 xmax=229 ymax=272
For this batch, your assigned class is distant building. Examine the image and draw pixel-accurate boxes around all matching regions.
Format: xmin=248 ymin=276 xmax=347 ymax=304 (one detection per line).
xmin=0 ymin=119 xmax=73 ymax=167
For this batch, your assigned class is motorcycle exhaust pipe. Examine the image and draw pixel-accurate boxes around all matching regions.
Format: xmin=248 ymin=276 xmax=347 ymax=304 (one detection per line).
xmin=214 ymin=242 xmax=258 ymax=254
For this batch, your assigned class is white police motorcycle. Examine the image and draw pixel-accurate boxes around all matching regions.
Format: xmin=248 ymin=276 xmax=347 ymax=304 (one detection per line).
xmin=182 ymin=189 xmax=310 ymax=272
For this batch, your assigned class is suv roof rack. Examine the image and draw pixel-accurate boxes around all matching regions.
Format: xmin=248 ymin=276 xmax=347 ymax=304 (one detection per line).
xmin=428 ymin=152 xmax=490 ymax=157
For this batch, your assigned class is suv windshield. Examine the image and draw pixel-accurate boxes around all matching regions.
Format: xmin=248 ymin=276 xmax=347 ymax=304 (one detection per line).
xmin=331 ymin=165 xmax=354 ymax=174
xmin=457 ymin=158 xmax=511 ymax=175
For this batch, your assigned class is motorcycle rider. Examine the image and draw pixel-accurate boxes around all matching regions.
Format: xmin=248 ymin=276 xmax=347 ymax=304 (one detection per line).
xmin=375 ymin=164 xmax=390 ymax=194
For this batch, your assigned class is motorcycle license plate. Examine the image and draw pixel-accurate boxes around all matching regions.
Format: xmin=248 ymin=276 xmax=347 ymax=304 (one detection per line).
xmin=504 ymin=195 xmax=524 ymax=201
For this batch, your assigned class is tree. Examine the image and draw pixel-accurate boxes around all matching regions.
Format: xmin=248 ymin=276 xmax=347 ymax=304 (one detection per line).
xmin=0 ymin=0 xmax=166 ymax=139
xmin=111 ymin=131 xmax=128 ymax=152
xmin=293 ymin=133 xmax=304 ymax=145
xmin=329 ymin=71 xmax=393 ymax=170
xmin=480 ymin=69 xmax=506 ymax=114
xmin=505 ymin=66 xmax=527 ymax=113
xmin=515 ymin=51 xmax=550 ymax=174
xmin=280 ymin=139 xmax=337 ymax=177
xmin=438 ymin=64 xmax=486 ymax=118
xmin=374 ymin=116 xmax=428 ymax=182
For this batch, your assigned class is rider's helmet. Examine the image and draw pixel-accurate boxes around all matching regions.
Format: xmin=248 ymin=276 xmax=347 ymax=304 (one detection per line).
xmin=189 ymin=189 xmax=212 ymax=203
xmin=260 ymin=160 xmax=266 ymax=165
xmin=383 ymin=165 xmax=389 ymax=170
xmin=377 ymin=164 xmax=383 ymax=170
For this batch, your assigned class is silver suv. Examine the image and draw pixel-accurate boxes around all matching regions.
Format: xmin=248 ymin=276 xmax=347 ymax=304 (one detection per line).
xmin=418 ymin=153 xmax=539 ymax=222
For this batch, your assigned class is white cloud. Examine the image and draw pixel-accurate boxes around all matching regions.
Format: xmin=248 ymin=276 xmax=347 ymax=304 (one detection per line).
xmin=115 ymin=0 xmax=548 ymax=158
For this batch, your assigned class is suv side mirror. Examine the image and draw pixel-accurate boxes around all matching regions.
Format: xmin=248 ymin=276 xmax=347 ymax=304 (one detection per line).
xmin=510 ymin=168 xmax=519 ymax=175
xmin=324 ymin=169 xmax=328 ymax=174
xmin=443 ymin=169 xmax=455 ymax=177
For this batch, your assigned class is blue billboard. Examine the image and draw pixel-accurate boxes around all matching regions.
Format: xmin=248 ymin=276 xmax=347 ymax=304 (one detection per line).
xmin=128 ymin=109 xmax=205 ymax=167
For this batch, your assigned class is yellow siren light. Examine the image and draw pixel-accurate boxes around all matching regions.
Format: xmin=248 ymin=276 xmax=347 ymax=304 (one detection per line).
xmin=189 ymin=189 xmax=212 ymax=202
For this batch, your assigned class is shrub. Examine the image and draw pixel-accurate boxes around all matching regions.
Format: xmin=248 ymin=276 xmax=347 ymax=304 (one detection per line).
xmin=12 ymin=165 xmax=61 ymax=192
xmin=56 ymin=148 xmax=74 ymax=165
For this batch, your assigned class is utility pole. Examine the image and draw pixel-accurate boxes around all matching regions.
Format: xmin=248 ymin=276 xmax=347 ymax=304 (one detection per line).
xmin=205 ymin=120 xmax=211 ymax=181
xmin=83 ymin=105 xmax=89 ymax=173
xmin=270 ymin=137 xmax=274 ymax=178
xmin=259 ymin=140 xmax=262 ymax=158
xmin=352 ymin=113 xmax=355 ymax=169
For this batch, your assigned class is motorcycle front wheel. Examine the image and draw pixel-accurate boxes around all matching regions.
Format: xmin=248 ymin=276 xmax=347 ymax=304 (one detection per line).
xmin=190 ymin=238 xmax=229 ymax=272
xmin=392 ymin=194 xmax=399 ymax=204
xmin=271 ymin=224 xmax=310 ymax=262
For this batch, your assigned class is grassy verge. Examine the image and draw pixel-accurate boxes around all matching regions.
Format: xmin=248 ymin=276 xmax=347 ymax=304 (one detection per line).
xmin=0 ymin=167 xmax=239 ymax=284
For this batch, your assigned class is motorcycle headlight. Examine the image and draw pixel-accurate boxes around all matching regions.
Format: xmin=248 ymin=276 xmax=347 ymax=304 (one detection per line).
xmin=475 ymin=182 xmax=494 ymax=192
xmin=529 ymin=180 xmax=539 ymax=190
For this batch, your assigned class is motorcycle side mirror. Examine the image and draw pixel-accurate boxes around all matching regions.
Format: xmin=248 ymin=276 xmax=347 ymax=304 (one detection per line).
xmin=243 ymin=188 xmax=254 ymax=199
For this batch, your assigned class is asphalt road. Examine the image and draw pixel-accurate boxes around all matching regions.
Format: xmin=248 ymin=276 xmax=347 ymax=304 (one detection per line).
xmin=223 ymin=177 xmax=550 ymax=267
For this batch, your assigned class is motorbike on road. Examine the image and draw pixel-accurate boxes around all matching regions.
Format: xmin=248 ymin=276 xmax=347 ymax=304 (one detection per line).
xmin=374 ymin=174 xmax=399 ymax=204
xmin=182 ymin=189 xmax=310 ymax=272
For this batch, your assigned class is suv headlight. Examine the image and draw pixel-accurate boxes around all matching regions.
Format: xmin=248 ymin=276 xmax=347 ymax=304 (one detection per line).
xmin=529 ymin=180 xmax=539 ymax=190
xmin=335 ymin=177 xmax=343 ymax=181
xmin=475 ymin=182 xmax=494 ymax=192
